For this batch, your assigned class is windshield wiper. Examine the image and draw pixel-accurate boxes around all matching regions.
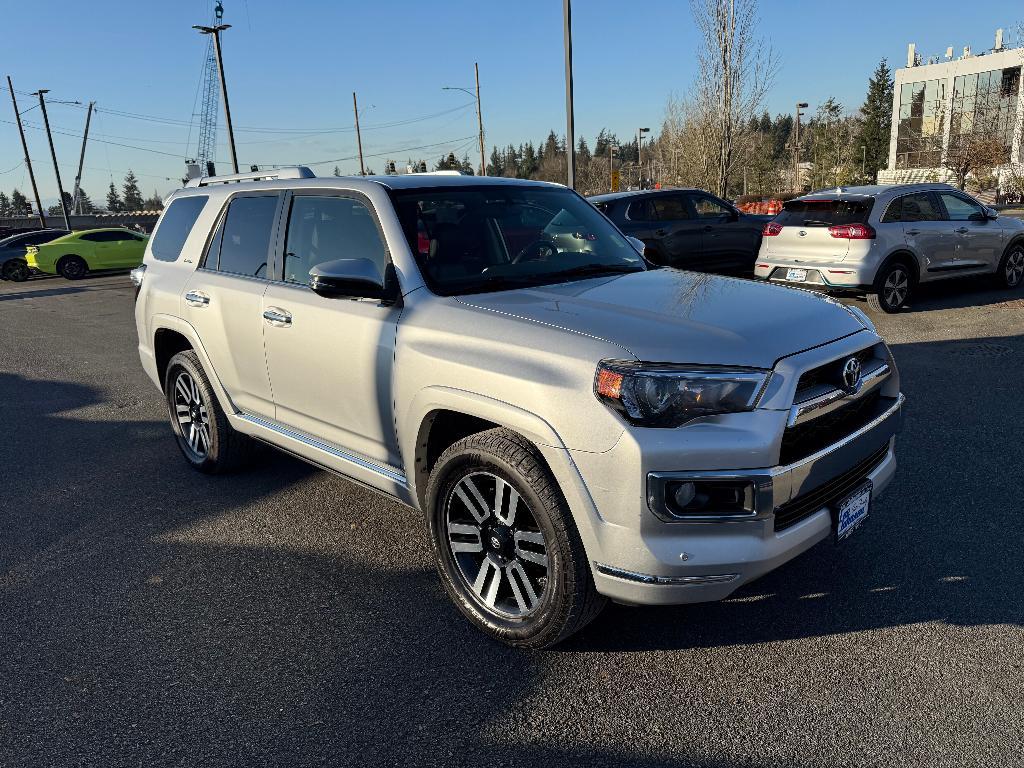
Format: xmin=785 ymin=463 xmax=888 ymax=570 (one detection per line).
xmin=547 ymin=263 xmax=644 ymax=281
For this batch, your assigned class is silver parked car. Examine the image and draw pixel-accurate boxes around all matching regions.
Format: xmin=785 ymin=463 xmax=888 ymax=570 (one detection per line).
xmin=754 ymin=184 xmax=1024 ymax=312
xmin=133 ymin=168 xmax=903 ymax=648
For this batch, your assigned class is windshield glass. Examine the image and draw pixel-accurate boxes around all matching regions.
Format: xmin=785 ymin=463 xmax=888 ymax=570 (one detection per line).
xmin=390 ymin=184 xmax=644 ymax=296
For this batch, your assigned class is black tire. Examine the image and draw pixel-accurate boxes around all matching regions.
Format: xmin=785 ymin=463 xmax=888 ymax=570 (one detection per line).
xmin=57 ymin=255 xmax=88 ymax=281
xmin=163 ymin=350 xmax=255 ymax=474
xmin=867 ymin=259 xmax=913 ymax=314
xmin=2 ymin=259 xmax=30 ymax=282
xmin=425 ymin=428 xmax=605 ymax=649
xmin=995 ymin=242 xmax=1024 ymax=289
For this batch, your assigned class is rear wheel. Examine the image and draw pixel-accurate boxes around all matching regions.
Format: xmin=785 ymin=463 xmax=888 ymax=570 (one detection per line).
xmin=996 ymin=243 xmax=1024 ymax=289
xmin=867 ymin=260 xmax=913 ymax=313
xmin=2 ymin=259 xmax=30 ymax=282
xmin=57 ymin=255 xmax=88 ymax=280
xmin=425 ymin=428 xmax=605 ymax=649
xmin=164 ymin=350 xmax=255 ymax=474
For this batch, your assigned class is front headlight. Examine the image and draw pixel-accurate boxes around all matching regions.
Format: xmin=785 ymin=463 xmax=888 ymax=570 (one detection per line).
xmin=594 ymin=360 xmax=770 ymax=428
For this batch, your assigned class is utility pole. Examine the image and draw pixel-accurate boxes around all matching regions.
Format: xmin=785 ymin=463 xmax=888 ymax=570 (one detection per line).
xmin=608 ymin=143 xmax=618 ymax=191
xmin=6 ymin=76 xmax=46 ymax=227
xmin=637 ymin=127 xmax=650 ymax=188
xmin=793 ymin=102 xmax=807 ymax=192
xmin=562 ymin=0 xmax=575 ymax=190
xmin=71 ymin=101 xmax=94 ymax=215
xmin=35 ymin=90 xmax=70 ymax=230
xmin=475 ymin=63 xmax=485 ymax=176
xmin=353 ymin=92 xmax=366 ymax=176
xmin=193 ymin=21 xmax=238 ymax=173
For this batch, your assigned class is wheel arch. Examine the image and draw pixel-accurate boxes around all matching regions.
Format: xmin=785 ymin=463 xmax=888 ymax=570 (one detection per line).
xmin=154 ymin=327 xmax=194 ymax=388
xmin=879 ymin=249 xmax=920 ymax=283
xmin=148 ymin=315 xmax=235 ymax=419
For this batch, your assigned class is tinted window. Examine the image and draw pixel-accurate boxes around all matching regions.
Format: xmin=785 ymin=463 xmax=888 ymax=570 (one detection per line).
xmin=652 ymin=196 xmax=690 ymax=220
xmin=692 ymin=195 xmax=730 ymax=218
xmin=80 ymin=231 xmax=112 ymax=242
xmin=776 ymin=199 xmax=873 ymax=227
xmin=898 ymin=193 xmax=942 ymax=222
xmin=212 ymin=195 xmax=278 ymax=278
xmin=938 ymin=192 xmax=983 ymax=221
xmin=283 ymin=196 xmax=387 ymax=284
xmin=152 ymin=196 xmax=207 ymax=262
xmin=626 ymin=199 xmax=656 ymax=221
xmin=16 ymin=230 xmax=68 ymax=245
xmin=881 ymin=198 xmax=902 ymax=224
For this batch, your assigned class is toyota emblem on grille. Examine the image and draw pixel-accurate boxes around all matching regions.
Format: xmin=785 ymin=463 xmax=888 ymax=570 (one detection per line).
xmin=842 ymin=357 xmax=863 ymax=392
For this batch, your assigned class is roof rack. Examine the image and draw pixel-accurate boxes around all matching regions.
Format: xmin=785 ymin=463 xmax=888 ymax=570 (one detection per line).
xmin=185 ymin=166 xmax=316 ymax=187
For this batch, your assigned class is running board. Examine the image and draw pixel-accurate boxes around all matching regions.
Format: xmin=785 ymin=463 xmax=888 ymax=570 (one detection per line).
xmin=234 ymin=412 xmax=413 ymax=505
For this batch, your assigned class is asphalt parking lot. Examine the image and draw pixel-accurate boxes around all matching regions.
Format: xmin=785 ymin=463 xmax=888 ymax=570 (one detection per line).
xmin=2 ymin=272 xmax=1023 ymax=767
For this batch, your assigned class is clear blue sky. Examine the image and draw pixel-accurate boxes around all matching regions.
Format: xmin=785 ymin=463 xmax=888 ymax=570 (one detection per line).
xmin=1 ymin=0 xmax=1020 ymax=205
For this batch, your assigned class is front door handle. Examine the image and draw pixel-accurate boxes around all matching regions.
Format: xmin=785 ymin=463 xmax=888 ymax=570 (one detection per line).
xmin=263 ymin=307 xmax=292 ymax=327
xmin=954 ymin=227 xmax=970 ymax=234
xmin=905 ymin=229 xmax=921 ymax=236
xmin=655 ymin=228 xmax=667 ymax=236
xmin=184 ymin=290 xmax=210 ymax=308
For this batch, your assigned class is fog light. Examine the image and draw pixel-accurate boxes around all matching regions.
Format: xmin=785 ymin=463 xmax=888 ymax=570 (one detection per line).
xmin=673 ymin=481 xmax=696 ymax=508
xmin=660 ymin=479 xmax=756 ymax=519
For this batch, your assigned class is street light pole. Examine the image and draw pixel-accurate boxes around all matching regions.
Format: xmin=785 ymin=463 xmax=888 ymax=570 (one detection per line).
xmin=193 ymin=22 xmax=238 ymax=174
xmin=442 ymin=66 xmax=487 ymax=176
xmin=6 ymin=76 xmax=45 ymax=227
xmin=72 ymin=101 xmax=94 ymax=215
xmin=637 ymin=127 xmax=650 ymax=188
xmin=562 ymin=0 xmax=576 ymax=189
xmin=35 ymin=90 xmax=70 ymax=230
xmin=793 ymin=102 xmax=808 ymax=192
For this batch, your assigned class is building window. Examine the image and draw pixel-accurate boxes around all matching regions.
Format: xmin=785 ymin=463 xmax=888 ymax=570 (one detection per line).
xmin=895 ymin=78 xmax=946 ymax=169
xmin=950 ymin=66 xmax=1020 ymax=163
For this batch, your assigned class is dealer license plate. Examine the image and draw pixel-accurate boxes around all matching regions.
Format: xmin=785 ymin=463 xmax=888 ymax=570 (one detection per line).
xmin=786 ymin=268 xmax=807 ymax=282
xmin=835 ymin=482 xmax=871 ymax=541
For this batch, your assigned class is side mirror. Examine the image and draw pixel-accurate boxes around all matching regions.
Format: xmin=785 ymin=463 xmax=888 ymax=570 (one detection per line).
xmin=626 ymin=235 xmax=645 ymax=254
xmin=309 ymin=258 xmax=396 ymax=302
xmin=985 ymin=207 xmax=999 ymax=220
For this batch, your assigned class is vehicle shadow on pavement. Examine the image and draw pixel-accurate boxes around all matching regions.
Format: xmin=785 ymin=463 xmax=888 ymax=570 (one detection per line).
xmin=873 ymin=277 xmax=1021 ymax=314
xmin=561 ymin=331 xmax=1024 ymax=653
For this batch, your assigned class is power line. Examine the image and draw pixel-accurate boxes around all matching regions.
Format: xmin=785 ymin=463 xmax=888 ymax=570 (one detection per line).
xmin=297 ymin=134 xmax=479 ymax=167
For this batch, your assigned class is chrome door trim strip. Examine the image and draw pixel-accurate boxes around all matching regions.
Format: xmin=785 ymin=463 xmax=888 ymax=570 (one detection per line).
xmin=236 ymin=412 xmax=407 ymax=485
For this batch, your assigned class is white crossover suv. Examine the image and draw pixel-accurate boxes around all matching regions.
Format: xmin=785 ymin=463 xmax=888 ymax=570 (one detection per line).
xmin=133 ymin=167 xmax=903 ymax=647
xmin=754 ymin=184 xmax=1024 ymax=312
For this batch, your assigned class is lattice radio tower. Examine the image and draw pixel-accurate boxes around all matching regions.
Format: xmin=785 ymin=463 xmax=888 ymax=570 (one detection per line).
xmin=194 ymin=1 xmax=224 ymax=175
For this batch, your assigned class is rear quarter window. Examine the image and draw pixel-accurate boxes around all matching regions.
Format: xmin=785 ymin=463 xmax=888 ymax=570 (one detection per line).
xmin=776 ymin=199 xmax=873 ymax=227
xmin=151 ymin=196 xmax=208 ymax=262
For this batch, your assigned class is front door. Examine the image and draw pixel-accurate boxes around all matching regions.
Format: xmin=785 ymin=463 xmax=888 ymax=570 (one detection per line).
xmin=262 ymin=192 xmax=402 ymax=468
xmin=896 ymin=192 xmax=956 ymax=273
xmin=689 ymin=193 xmax=751 ymax=272
xmin=936 ymin=191 xmax=1004 ymax=270
xmin=179 ymin=192 xmax=281 ymax=419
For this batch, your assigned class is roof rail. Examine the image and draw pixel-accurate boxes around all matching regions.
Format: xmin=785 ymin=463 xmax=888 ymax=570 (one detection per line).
xmin=185 ymin=166 xmax=316 ymax=187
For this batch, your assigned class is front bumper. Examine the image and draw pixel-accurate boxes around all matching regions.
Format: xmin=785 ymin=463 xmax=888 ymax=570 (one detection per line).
xmin=754 ymin=259 xmax=875 ymax=290
xmin=572 ymin=388 xmax=903 ymax=607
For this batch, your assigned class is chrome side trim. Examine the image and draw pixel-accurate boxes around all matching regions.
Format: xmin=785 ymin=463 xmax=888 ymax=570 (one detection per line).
xmin=595 ymin=563 xmax=739 ymax=586
xmin=788 ymin=360 xmax=890 ymax=427
xmin=236 ymin=412 xmax=407 ymax=485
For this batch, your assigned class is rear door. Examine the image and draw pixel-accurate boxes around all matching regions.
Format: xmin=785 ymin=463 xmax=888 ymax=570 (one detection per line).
xmin=180 ymin=192 xmax=282 ymax=419
xmin=896 ymin=192 xmax=957 ymax=273
xmin=936 ymin=191 xmax=1003 ymax=270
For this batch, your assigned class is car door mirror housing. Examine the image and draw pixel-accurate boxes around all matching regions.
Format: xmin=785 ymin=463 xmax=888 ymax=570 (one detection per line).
xmin=309 ymin=258 xmax=396 ymax=302
xmin=984 ymin=207 xmax=999 ymax=220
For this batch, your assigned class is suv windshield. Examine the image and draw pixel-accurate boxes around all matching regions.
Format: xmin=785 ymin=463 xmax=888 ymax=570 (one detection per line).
xmin=390 ymin=184 xmax=644 ymax=295
xmin=776 ymin=199 xmax=873 ymax=227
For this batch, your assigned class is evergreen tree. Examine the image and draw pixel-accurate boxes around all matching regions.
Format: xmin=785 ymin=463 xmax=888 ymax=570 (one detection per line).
xmin=76 ymin=189 xmax=95 ymax=214
xmin=487 ymin=146 xmax=503 ymax=176
xmin=0 ymin=191 xmax=10 ymax=217
xmin=122 ymin=170 xmax=144 ymax=211
xmin=858 ymin=58 xmax=894 ymax=183
xmin=577 ymin=136 xmax=592 ymax=165
xmin=48 ymin=191 xmax=74 ymax=216
xmin=10 ymin=189 xmax=30 ymax=216
xmin=543 ymin=130 xmax=562 ymax=159
xmin=333 ymin=165 xmax=342 ymax=176
xmin=142 ymin=190 xmax=163 ymax=210
xmin=106 ymin=181 xmax=123 ymax=212
xmin=520 ymin=142 xmax=539 ymax=178
xmin=459 ymin=153 xmax=475 ymax=175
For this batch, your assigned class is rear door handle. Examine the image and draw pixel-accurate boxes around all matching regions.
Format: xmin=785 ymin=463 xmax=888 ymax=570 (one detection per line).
xmin=263 ymin=307 xmax=292 ymax=327
xmin=184 ymin=290 xmax=210 ymax=307
xmin=954 ymin=227 xmax=970 ymax=234
xmin=655 ymin=228 xmax=668 ymax=236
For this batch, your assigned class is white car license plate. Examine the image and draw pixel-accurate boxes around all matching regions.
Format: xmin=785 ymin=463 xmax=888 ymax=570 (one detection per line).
xmin=835 ymin=482 xmax=871 ymax=541
xmin=786 ymin=268 xmax=807 ymax=282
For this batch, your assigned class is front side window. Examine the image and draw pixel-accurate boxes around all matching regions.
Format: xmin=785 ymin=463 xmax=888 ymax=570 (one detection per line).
xmin=391 ymin=185 xmax=644 ymax=296
xmin=938 ymin=192 xmax=983 ymax=221
xmin=898 ymin=193 xmax=942 ymax=222
xmin=80 ymin=231 xmax=111 ymax=242
xmin=652 ymin=195 xmax=690 ymax=220
xmin=626 ymin=198 xmax=656 ymax=221
xmin=152 ymin=196 xmax=208 ymax=262
xmin=691 ymin=195 xmax=731 ymax=219
xmin=210 ymin=195 xmax=278 ymax=278
xmin=283 ymin=196 xmax=387 ymax=284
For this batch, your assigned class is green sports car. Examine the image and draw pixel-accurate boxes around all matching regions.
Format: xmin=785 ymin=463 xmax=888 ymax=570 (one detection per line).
xmin=26 ymin=228 xmax=149 ymax=280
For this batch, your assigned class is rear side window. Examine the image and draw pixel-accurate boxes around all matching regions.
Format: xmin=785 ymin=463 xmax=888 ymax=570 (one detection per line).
xmin=652 ymin=195 xmax=690 ymax=220
xmin=626 ymin=199 xmax=656 ymax=221
xmin=776 ymin=199 xmax=873 ymax=227
xmin=209 ymin=195 xmax=278 ymax=278
xmin=152 ymin=197 xmax=207 ymax=262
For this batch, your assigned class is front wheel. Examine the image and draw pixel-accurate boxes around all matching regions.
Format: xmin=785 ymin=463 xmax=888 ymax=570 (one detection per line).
xmin=425 ymin=428 xmax=605 ymax=649
xmin=57 ymin=255 xmax=88 ymax=280
xmin=164 ymin=350 xmax=254 ymax=474
xmin=996 ymin=244 xmax=1024 ymax=289
xmin=867 ymin=261 xmax=913 ymax=313
xmin=2 ymin=259 xmax=30 ymax=282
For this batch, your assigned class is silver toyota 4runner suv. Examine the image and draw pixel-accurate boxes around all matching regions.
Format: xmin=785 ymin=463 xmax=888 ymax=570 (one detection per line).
xmin=754 ymin=183 xmax=1024 ymax=313
xmin=133 ymin=167 xmax=903 ymax=648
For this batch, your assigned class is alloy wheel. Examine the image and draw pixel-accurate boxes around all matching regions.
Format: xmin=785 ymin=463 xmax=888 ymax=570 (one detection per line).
xmin=61 ymin=258 xmax=85 ymax=279
xmin=883 ymin=268 xmax=909 ymax=308
xmin=172 ymin=370 xmax=211 ymax=459
xmin=1006 ymin=249 xmax=1024 ymax=287
xmin=445 ymin=471 xmax=549 ymax=618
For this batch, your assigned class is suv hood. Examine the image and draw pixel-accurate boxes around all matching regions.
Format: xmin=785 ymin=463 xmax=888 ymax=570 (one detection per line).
xmin=456 ymin=269 xmax=866 ymax=368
